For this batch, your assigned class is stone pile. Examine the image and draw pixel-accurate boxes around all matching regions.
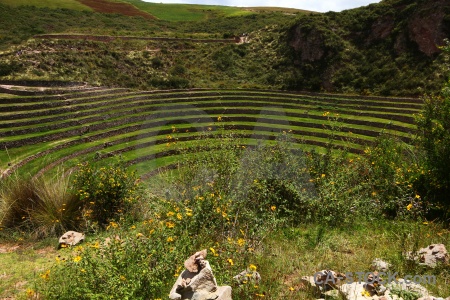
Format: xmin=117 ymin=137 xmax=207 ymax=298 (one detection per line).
xmin=299 ymin=244 xmax=449 ymax=300
xmin=169 ymin=249 xmax=232 ymax=300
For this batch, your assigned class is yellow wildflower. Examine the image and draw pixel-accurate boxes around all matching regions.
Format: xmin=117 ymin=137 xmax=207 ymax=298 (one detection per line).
xmin=406 ymin=203 xmax=413 ymax=211
xmin=40 ymin=270 xmax=50 ymax=280
xmin=73 ymin=256 xmax=82 ymax=263
xmin=249 ymin=264 xmax=257 ymax=271
xmin=166 ymin=221 xmax=175 ymax=228
xmin=26 ymin=289 xmax=35 ymax=297
xmin=270 ymin=205 xmax=276 ymax=212
xmin=107 ymin=221 xmax=118 ymax=230
xmin=167 ymin=237 xmax=174 ymax=242
xmin=237 ymin=238 xmax=245 ymax=247
xmin=210 ymin=247 xmax=219 ymax=256
xmin=227 ymin=258 xmax=234 ymax=266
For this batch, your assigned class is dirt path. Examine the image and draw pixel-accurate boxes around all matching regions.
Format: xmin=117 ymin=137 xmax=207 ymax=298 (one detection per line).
xmin=34 ymin=34 xmax=237 ymax=44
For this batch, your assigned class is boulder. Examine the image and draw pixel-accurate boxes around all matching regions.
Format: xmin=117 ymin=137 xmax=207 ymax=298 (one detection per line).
xmin=418 ymin=244 xmax=449 ymax=268
xmin=169 ymin=250 xmax=232 ymax=300
xmin=405 ymin=244 xmax=449 ymax=268
xmin=58 ymin=231 xmax=85 ymax=248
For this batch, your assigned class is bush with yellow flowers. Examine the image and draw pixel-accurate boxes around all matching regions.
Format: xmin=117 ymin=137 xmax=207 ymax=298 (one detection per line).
xmin=72 ymin=158 xmax=141 ymax=228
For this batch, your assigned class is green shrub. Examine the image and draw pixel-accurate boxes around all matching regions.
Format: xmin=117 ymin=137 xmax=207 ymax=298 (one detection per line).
xmin=72 ymin=158 xmax=141 ymax=228
xmin=415 ymin=94 xmax=450 ymax=212
xmin=363 ymin=134 xmax=421 ymax=218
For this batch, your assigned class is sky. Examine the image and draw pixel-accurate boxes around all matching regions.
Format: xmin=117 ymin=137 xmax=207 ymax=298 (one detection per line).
xmin=143 ymin=0 xmax=382 ymax=13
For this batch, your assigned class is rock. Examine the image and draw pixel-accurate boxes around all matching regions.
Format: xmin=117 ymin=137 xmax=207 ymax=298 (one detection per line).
xmin=215 ymin=286 xmax=232 ymax=300
xmin=417 ymin=297 xmax=446 ymax=300
xmin=417 ymin=244 xmax=449 ymax=268
xmin=169 ymin=250 xmax=232 ymax=300
xmin=299 ymin=276 xmax=322 ymax=297
xmin=314 ymin=269 xmax=346 ymax=290
xmin=185 ymin=249 xmax=208 ymax=273
xmin=364 ymin=271 xmax=387 ymax=296
xmin=339 ymin=282 xmax=368 ymax=300
xmin=233 ymin=269 xmax=261 ymax=285
xmin=405 ymin=244 xmax=449 ymax=268
xmin=323 ymin=289 xmax=341 ymax=299
xmin=371 ymin=259 xmax=391 ymax=272
xmin=58 ymin=231 xmax=85 ymax=248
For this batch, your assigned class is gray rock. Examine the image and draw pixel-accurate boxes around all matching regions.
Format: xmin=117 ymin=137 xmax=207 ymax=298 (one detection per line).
xmin=323 ymin=289 xmax=341 ymax=299
xmin=215 ymin=286 xmax=232 ymax=300
xmin=339 ymin=282 xmax=368 ymax=300
xmin=371 ymin=258 xmax=391 ymax=272
xmin=405 ymin=244 xmax=449 ymax=268
xmin=418 ymin=244 xmax=449 ymax=268
xmin=58 ymin=231 xmax=85 ymax=248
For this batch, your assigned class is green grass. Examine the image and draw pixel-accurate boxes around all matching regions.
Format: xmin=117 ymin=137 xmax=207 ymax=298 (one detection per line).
xmin=1 ymin=220 xmax=448 ymax=299
xmin=0 ymin=242 xmax=57 ymax=298
xmin=0 ymin=87 xmax=421 ymax=178
xmin=0 ymin=0 xmax=92 ymax=10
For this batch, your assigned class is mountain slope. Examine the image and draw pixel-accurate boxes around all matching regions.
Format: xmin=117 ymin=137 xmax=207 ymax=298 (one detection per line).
xmin=285 ymin=0 xmax=450 ymax=95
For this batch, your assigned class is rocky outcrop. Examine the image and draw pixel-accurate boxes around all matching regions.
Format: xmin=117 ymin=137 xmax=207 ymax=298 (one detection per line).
xmin=289 ymin=27 xmax=326 ymax=62
xmin=287 ymin=0 xmax=450 ymax=93
xmin=300 ymin=263 xmax=449 ymax=300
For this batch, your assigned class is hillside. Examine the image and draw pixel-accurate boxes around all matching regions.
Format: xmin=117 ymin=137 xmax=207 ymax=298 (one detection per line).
xmin=286 ymin=0 xmax=450 ymax=95
xmin=1 ymin=2 xmax=450 ymax=299
xmin=0 ymin=0 xmax=448 ymax=95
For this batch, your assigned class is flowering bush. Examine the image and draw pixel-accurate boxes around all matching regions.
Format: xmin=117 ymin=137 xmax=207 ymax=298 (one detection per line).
xmin=72 ymin=158 xmax=140 ymax=228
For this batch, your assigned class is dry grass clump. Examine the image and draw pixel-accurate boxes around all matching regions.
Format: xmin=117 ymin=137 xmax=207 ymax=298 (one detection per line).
xmin=0 ymin=172 xmax=81 ymax=238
